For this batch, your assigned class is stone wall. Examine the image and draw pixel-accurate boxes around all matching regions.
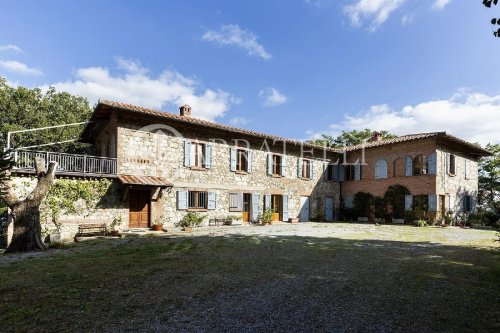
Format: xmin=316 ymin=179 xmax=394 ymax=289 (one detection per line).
xmin=116 ymin=121 xmax=338 ymax=227
xmin=7 ymin=176 xmax=126 ymax=242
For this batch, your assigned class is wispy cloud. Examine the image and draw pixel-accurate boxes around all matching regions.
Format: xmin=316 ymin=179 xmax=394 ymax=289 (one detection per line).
xmin=431 ymin=0 xmax=452 ymax=11
xmin=343 ymin=0 xmax=405 ymax=31
xmin=259 ymin=87 xmax=288 ymax=107
xmin=401 ymin=13 xmax=413 ymax=25
xmin=0 ymin=60 xmax=43 ymax=76
xmin=42 ymin=58 xmax=238 ymax=121
xmin=0 ymin=44 xmax=23 ymax=53
xmin=229 ymin=117 xmax=249 ymax=126
xmin=310 ymin=89 xmax=500 ymax=145
xmin=202 ymin=24 xmax=272 ymax=60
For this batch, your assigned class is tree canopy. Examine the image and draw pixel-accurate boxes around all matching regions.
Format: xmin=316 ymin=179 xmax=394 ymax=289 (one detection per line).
xmin=478 ymin=143 xmax=500 ymax=224
xmin=308 ymin=129 xmax=396 ymax=148
xmin=483 ymin=0 xmax=500 ymax=37
xmin=0 ymin=78 xmax=92 ymax=153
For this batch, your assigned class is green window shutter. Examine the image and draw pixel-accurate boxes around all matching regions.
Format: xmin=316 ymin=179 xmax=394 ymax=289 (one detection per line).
xmin=281 ymin=155 xmax=286 ymax=176
xmin=428 ymin=195 xmax=437 ymax=212
xmin=427 ymin=152 xmax=436 ymax=175
xmin=177 ymin=190 xmax=188 ymax=210
xmin=230 ymin=148 xmax=237 ymax=171
xmin=267 ymin=154 xmax=273 ymax=175
xmin=405 ymin=195 xmax=413 ymax=211
xmin=207 ymin=192 xmax=217 ymax=210
xmin=252 ymin=193 xmax=260 ymax=222
xmin=297 ymin=158 xmax=303 ymax=178
xmin=184 ymin=141 xmax=191 ymax=167
xmin=205 ymin=143 xmax=212 ymax=169
xmin=282 ymin=195 xmax=288 ymax=221
xmin=405 ymin=156 xmax=413 ymax=176
xmin=247 ymin=151 xmax=253 ymax=173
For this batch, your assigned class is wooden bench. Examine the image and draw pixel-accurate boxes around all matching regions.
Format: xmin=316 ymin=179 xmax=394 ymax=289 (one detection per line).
xmin=77 ymin=223 xmax=107 ymax=237
xmin=208 ymin=218 xmax=232 ymax=226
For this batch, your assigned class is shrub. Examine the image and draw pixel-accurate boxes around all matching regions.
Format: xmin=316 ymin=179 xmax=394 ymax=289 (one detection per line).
xmin=354 ymin=192 xmax=374 ymax=217
xmin=374 ymin=197 xmax=388 ymax=220
xmin=416 ymin=219 xmax=429 ymax=227
xmin=260 ymin=208 xmax=275 ymax=225
xmin=178 ymin=212 xmax=206 ymax=228
xmin=341 ymin=208 xmax=358 ymax=221
xmin=384 ymin=185 xmax=410 ymax=219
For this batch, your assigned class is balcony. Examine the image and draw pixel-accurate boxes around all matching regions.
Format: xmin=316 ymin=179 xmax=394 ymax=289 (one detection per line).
xmin=12 ymin=149 xmax=117 ymax=177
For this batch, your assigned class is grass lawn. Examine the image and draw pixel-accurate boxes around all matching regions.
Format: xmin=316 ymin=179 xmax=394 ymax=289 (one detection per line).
xmin=0 ymin=223 xmax=499 ymax=332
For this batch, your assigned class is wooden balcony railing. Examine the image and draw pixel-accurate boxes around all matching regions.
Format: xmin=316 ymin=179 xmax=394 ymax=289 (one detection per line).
xmin=12 ymin=149 xmax=117 ymax=177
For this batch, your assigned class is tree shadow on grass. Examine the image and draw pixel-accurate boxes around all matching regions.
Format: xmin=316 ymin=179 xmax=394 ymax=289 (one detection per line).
xmin=0 ymin=233 xmax=498 ymax=333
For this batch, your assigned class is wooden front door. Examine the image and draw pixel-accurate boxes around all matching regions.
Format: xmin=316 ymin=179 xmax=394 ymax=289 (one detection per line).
xmin=271 ymin=195 xmax=282 ymax=221
xmin=242 ymin=193 xmax=251 ymax=222
xmin=129 ymin=189 xmax=150 ymax=228
xmin=440 ymin=195 xmax=446 ymax=218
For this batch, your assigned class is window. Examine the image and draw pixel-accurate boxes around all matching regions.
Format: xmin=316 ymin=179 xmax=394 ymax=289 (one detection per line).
xmin=191 ymin=142 xmax=206 ymax=168
xmin=272 ymin=154 xmax=282 ymax=176
xmin=345 ymin=165 xmax=355 ymax=181
xmin=344 ymin=197 xmax=354 ymax=209
xmin=413 ymin=155 xmax=427 ymax=175
xmin=325 ymin=164 xmax=335 ymax=181
xmin=188 ymin=191 xmax=207 ymax=209
xmin=449 ymin=154 xmax=456 ymax=175
xmin=301 ymin=159 xmax=311 ymax=179
xmin=237 ymin=149 xmax=249 ymax=172
xmin=464 ymin=195 xmax=472 ymax=212
xmin=413 ymin=195 xmax=428 ymax=211
xmin=374 ymin=160 xmax=388 ymax=179
xmin=229 ymin=193 xmax=243 ymax=211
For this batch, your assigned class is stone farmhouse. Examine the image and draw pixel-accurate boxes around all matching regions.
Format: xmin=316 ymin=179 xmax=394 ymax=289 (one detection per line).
xmin=6 ymin=100 xmax=491 ymax=240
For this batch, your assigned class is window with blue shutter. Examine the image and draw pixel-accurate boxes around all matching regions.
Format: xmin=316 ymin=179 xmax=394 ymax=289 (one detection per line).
xmin=177 ymin=190 xmax=188 ymax=210
xmin=344 ymin=197 xmax=354 ymax=208
xmin=375 ymin=160 xmax=388 ymax=179
xmin=405 ymin=156 xmax=413 ymax=176
xmin=464 ymin=159 xmax=469 ymax=179
xmin=354 ymin=164 xmax=361 ymax=180
xmin=252 ymin=193 xmax=260 ymax=222
xmin=310 ymin=161 xmax=315 ymax=179
xmin=427 ymin=152 xmax=436 ymax=175
xmin=264 ymin=194 xmax=271 ymax=210
xmin=281 ymin=155 xmax=286 ymax=177
xmin=333 ymin=164 xmax=339 ymax=181
xmin=405 ymin=195 xmax=413 ymax=211
xmin=247 ymin=151 xmax=253 ymax=173
xmin=323 ymin=163 xmax=328 ymax=180
xmin=338 ymin=165 xmax=345 ymax=182
xmin=184 ymin=141 xmax=191 ymax=167
xmin=282 ymin=195 xmax=289 ymax=221
xmin=230 ymin=148 xmax=237 ymax=171
xmin=267 ymin=154 xmax=273 ymax=175
xmin=428 ymin=195 xmax=437 ymax=212
xmin=205 ymin=143 xmax=213 ymax=168
xmin=297 ymin=158 xmax=303 ymax=178
xmin=207 ymin=192 xmax=217 ymax=210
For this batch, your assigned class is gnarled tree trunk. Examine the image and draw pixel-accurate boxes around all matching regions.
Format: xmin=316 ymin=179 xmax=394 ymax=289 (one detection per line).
xmin=2 ymin=157 xmax=57 ymax=253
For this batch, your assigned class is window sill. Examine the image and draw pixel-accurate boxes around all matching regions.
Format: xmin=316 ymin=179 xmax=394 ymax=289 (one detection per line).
xmin=229 ymin=208 xmax=243 ymax=212
xmin=234 ymin=171 xmax=249 ymax=175
xmin=187 ymin=208 xmax=208 ymax=212
xmin=190 ymin=167 xmax=207 ymax=171
xmin=299 ymin=177 xmax=312 ymax=181
xmin=271 ymin=174 xmax=283 ymax=178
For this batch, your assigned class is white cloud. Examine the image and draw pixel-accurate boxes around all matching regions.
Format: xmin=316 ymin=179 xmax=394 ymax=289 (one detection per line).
xmin=42 ymin=58 xmax=238 ymax=121
xmin=202 ymin=24 xmax=272 ymax=60
xmin=0 ymin=60 xmax=43 ymax=76
xmin=401 ymin=13 xmax=413 ymax=25
xmin=259 ymin=87 xmax=288 ymax=107
xmin=344 ymin=0 xmax=405 ymax=31
xmin=312 ymin=89 xmax=500 ymax=145
xmin=431 ymin=0 xmax=452 ymax=11
xmin=0 ymin=44 xmax=23 ymax=53
xmin=229 ymin=117 xmax=249 ymax=126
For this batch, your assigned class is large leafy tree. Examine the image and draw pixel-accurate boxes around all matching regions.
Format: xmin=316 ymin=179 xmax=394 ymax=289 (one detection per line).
xmin=478 ymin=143 xmax=500 ymax=224
xmin=0 ymin=77 xmax=92 ymax=153
xmin=308 ymin=129 xmax=396 ymax=148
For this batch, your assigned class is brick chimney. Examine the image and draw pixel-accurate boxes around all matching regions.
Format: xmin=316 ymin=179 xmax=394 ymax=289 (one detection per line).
xmin=179 ymin=105 xmax=192 ymax=117
xmin=370 ymin=131 xmax=382 ymax=142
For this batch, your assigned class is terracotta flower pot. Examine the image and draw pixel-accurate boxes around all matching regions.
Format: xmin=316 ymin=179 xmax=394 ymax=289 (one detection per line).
xmin=110 ymin=230 xmax=120 ymax=237
xmin=152 ymin=224 xmax=163 ymax=231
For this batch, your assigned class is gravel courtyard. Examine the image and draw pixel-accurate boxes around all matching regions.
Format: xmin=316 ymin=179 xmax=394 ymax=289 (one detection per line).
xmin=1 ymin=223 xmax=499 ymax=332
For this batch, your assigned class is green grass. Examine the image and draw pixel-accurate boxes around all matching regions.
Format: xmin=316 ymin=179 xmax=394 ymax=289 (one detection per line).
xmin=0 ymin=224 xmax=499 ymax=332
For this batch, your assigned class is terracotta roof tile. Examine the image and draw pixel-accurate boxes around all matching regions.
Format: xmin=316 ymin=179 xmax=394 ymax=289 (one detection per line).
xmin=118 ymin=175 xmax=172 ymax=187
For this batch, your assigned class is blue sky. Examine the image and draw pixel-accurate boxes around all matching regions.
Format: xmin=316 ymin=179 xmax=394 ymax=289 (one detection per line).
xmin=1 ymin=0 xmax=499 ymax=145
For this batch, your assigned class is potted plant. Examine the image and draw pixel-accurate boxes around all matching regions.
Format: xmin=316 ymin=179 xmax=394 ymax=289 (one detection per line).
xmin=260 ymin=208 xmax=275 ymax=225
xmin=177 ymin=212 xmax=206 ymax=232
xmin=226 ymin=214 xmax=243 ymax=225
xmin=151 ymin=216 xmax=164 ymax=232
xmin=109 ymin=213 xmax=123 ymax=237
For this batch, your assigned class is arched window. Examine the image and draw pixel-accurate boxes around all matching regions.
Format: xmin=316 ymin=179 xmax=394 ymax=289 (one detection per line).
xmin=413 ymin=155 xmax=427 ymax=175
xmin=374 ymin=159 xmax=388 ymax=179
xmin=393 ymin=157 xmax=401 ymax=177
